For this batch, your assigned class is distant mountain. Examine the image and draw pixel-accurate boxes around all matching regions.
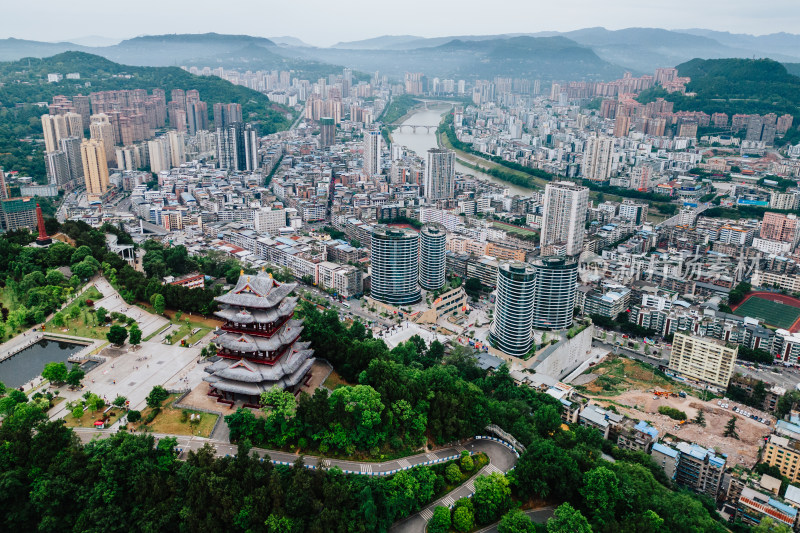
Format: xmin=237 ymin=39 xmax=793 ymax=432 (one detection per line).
xmin=331 ymin=35 xmax=424 ymax=49
xmin=553 ymin=27 xmax=800 ymax=72
xmin=289 ymin=35 xmax=625 ymax=80
xmin=0 ymin=38 xmax=91 ymax=62
xmin=676 ymin=29 xmax=800 ymax=59
xmin=64 ymin=35 xmax=121 ymax=47
xmin=268 ymin=36 xmax=312 ymax=47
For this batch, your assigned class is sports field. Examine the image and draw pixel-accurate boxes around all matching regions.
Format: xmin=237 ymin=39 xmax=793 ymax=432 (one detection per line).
xmin=733 ymin=296 xmax=800 ymax=330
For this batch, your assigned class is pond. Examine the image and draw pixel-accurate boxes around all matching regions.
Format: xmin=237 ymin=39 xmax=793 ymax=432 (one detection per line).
xmin=0 ymin=338 xmax=87 ymax=389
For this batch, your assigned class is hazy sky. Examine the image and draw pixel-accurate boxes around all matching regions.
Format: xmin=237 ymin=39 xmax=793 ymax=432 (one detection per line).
xmin=6 ymin=0 xmax=800 ymax=46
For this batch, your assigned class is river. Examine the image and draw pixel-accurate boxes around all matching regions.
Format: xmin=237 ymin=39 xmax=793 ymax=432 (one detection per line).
xmin=389 ymin=104 xmax=533 ymax=197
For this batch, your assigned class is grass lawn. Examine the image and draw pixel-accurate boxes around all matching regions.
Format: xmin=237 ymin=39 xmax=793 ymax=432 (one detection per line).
xmin=64 ymin=406 xmax=125 ymax=428
xmin=166 ymin=323 xmax=191 ymax=345
xmin=323 ymin=371 xmax=350 ymax=390
xmin=492 ymin=221 xmax=538 ymax=237
xmin=733 ymin=296 xmax=800 ymax=329
xmin=45 ymin=286 xmax=109 ymax=340
xmin=186 ymin=327 xmax=211 ymax=345
xmin=130 ymin=395 xmax=218 ymax=438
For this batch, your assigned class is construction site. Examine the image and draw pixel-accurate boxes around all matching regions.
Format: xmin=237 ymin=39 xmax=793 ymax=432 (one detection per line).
xmin=575 ymin=354 xmax=774 ymax=466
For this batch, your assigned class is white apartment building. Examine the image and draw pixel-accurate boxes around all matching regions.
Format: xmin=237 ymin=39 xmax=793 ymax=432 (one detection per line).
xmin=668 ymin=332 xmax=738 ymax=388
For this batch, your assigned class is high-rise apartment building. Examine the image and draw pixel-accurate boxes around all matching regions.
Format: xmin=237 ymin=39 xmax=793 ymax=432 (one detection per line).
xmin=489 ymin=262 xmax=536 ymax=357
xmin=59 ymin=137 xmax=84 ymax=183
xmin=370 ymin=226 xmax=420 ymax=306
xmin=761 ymin=212 xmax=798 ymax=244
xmin=419 ymin=223 xmax=446 ymax=291
xmin=668 ymin=332 xmax=738 ymax=388
xmin=89 ymin=114 xmax=116 ymax=163
xmin=424 ymin=148 xmax=455 ymax=201
xmin=45 ymin=151 xmax=70 ymax=186
xmin=319 ymin=117 xmax=335 ymax=149
xmin=216 ymin=123 xmax=258 ymax=172
xmin=254 ymin=208 xmax=287 ymax=234
xmin=582 ymin=136 xmax=615 ymax=182
xmin=540 ymin=181 xmax=589 ymax=257
xmin=613 ymin=114 xmax=630 ymax=138
xmin=41 ymin=114 xmax=69 ymax=153
xmin=80 ymin=139 xmax=109 ymax=197
xmin=531 ymin=256 xmax=578 ymax=330
xmin=213 ymin=103 xmax=243 ymax=129
xmin=363 ymin=130 xmax=381 ymax=176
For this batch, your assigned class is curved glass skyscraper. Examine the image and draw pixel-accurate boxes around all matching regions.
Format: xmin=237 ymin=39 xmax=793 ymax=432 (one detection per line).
xmin=370 ymin=226 xmax=421 ymax=306
xmin=419 ymin=223 xmax=446 ymax=291
xmin=489 ymin=262 xmax=536 ymax=357
xmin=531 ymin=256 xmax=578 ymax=330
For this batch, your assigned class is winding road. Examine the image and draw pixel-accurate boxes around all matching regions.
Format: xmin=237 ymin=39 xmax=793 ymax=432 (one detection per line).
xmin=71 ymin=428 xmax=541 ymax=532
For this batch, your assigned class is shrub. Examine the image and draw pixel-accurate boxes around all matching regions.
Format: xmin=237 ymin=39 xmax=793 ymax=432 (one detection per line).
xmin=428 ymin=506 xmax=451 ymax=533
xmin=445 ymin=463 xmax=462 ymax=484
xmin=461 ymin=453 xmax=474 ymax=472
xmin=658 ymin=405 xmax=687 ymax=420
xmin=127 ymin=410 xmax=141 ymax=423
xmin=453 ymin=506 xmax=474 ymax=532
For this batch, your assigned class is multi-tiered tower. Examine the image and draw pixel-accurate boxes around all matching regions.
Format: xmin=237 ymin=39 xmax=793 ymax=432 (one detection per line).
xmin=203 ymin=270 xmax=314 ymax=405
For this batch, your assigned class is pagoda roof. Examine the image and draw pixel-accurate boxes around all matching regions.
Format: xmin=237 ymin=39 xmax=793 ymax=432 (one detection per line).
xmin=214 ymin=319 xmax=304 ymax=352
xmin=214 ymin=297 xmax=298 ymax=324
xmin=215 ymin=271 xmax=297 ymax=309
xmin=203 ymin=341 xmax=315 ymax=393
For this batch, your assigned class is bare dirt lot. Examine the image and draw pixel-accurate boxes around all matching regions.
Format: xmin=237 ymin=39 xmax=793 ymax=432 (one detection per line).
xmin=597 ymin=390 xmax=773 ymax=467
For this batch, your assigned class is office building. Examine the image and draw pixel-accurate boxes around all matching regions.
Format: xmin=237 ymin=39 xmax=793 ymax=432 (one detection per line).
xmin=531 ymin=256 xmax=578 ymax=330
xmin=80 ymin=139 xmax=109 ymax=197
xmin=489 ymin=261 xmax=536 ymax=357
xmin=419 ymin=223 xmax=446 ymax=291
xmin=319 ymin=117 xmax=335 ymax=149
xmin=254 ymin=208 xmax=287 ymax=234
xmin=540 ymin=181 xmax=589 ymax=256
xmin=45 ymin=151 xmax=70 ymax=186
xmin=424 ymin=148 xmax=455 ymax=201
xmin=582 ymin=135 xmax=615 ymax=182
xmin=370 ymin=226 xmax=420 ymax=306
xmin=217 ymin=122 xmax=258 ymax=171
xmin=668 ymin=332 xmax=738 ymax=388
xmin=363 ymin=130 xmax=381 ymax=176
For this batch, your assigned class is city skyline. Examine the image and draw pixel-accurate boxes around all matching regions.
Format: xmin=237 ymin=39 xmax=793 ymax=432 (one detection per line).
xmin=3 ymin=0 xmax=800 ymax=47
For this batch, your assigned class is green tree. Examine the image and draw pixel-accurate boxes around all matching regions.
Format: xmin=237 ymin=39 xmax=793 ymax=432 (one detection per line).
xmin=580 ymin=466 xmax=620 ymax=527
xmin=151 ymin=293 xmax=165 ymax=315
xmin=498 ymin=509 xmax=536 ymax=533
xmin=547 ymin=503 xmax=592 ymax=533
xmin=128 ymin=324 xmax=142 ymax=346
xmin=71 ymin=405 xmax=84 ymax=419
xmin=453 ymin=505 xmax=474 ymax=532
xmin=724 ymin=416 xmax=739 ymax=439
xmin=473 ymin=472 xmax=511 ymax=525
xmin=107 ymin=324 xmax=128 ymax=345
xmin=95 ymin=306 xmax=108 ymax=323
xmin=112 ymin=395 xmax=127 ymax=408
xmin=42 ymin=361 xmax=68 ymax=384
xmin=752 ymin=517 xmax=793 ymax=533
xmin=225 ymin=407 xmax=260 ymax=442
xmin=65 ymin=364 xmax=85 ymax=388
xmin=428 ymin=506 xmax=451 ymax=533
xmin=694 ymin=409 xmax=706 ymax=427
xmin=85 ymin=393 xmax=104 ymax=413
xmin=464 ymin=277 xmax=482 ymax=297
xmin=445 ymin=463 xmax=462 ymax=484
xmin=126 ymin=409 xmax=141 ymax=422
xmin=146 ymin=385 xmax=169 ymax=408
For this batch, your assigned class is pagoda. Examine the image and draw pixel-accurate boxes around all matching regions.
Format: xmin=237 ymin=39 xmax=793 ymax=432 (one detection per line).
xmin=203 ymin=270 xmax=314 ymax=405
xmin=35 ymin=204 xmax=52 ymax=246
